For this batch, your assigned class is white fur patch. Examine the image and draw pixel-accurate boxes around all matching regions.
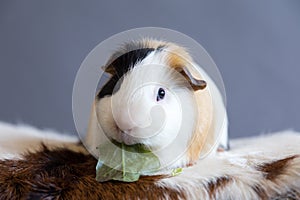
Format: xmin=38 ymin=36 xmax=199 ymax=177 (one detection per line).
xmin=0 ymin=121 xmax=86 ymax=159
xmin=156 ymin=130 xmax=300 ymax=199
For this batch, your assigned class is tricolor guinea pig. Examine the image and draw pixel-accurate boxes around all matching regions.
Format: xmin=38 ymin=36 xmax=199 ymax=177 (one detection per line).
xmin=85 ymin=39 xmax=228 ymax=169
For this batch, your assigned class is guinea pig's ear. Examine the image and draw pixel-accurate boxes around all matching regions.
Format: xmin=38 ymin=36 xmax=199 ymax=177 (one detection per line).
xmin=101 ymin=65 xmax=116 ymax=75
xmin=176 ymin=67 xmax=207 ymax=91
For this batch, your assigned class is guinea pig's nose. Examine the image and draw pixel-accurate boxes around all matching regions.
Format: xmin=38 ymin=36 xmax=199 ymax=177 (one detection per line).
xmin=114 ymin=112 xmax=135 ymax=132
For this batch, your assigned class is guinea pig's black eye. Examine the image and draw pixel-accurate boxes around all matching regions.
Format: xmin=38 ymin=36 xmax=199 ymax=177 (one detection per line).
xmin=156 ymin=88 xmax=165 ymax=101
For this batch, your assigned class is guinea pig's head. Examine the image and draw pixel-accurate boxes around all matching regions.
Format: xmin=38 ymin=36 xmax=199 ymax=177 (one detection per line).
xmin=94 ymin=39 xmax=210 ymax=167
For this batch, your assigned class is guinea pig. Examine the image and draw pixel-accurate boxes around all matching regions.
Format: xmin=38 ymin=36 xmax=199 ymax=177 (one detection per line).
xmin=85 ymin=39 xmax=228 ymax=170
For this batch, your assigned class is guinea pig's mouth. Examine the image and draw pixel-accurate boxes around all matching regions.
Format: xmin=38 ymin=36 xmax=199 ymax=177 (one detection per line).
xmin=114 ymin=128 xmax=139 ymax=145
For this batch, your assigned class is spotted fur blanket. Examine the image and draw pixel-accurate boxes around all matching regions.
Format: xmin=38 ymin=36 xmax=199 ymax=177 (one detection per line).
xmin=0 ymin=122 xmax=299 ymax=200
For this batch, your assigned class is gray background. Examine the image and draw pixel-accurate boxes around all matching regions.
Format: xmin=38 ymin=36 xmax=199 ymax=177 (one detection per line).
xmin=0 ymin=0 xmax=299 ymax=138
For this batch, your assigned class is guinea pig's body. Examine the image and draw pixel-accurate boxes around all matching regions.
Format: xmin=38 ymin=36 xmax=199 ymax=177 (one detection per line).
xmin=85 ymin=39 xmax=228 ymax=170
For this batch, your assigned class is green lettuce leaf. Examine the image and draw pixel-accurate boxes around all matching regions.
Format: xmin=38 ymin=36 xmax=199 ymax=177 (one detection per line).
xmin=96 ymin=141 xmax=161 ymax=182
xmin=171 ymin=167 xmax=183 ymax=176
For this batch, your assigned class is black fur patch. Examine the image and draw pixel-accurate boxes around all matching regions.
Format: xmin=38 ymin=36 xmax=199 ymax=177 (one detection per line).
xmin=97 ymin=48 xmax=155 ymax=99
xmin=156 ymin=45 xmax=166 ymax=51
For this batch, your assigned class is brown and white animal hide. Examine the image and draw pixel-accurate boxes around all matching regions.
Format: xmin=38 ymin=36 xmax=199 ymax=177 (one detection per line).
xmin=0 ymin=122 xmax=299 ymax=200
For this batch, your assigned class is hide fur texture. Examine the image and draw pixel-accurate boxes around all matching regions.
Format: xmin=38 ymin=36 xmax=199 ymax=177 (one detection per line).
xmin=0 ymin=122 xmax=299 ymax=200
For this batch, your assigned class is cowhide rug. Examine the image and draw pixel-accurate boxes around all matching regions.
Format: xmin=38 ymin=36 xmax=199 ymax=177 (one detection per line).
xmin=0 ymin=122 xmax=299 ymax=200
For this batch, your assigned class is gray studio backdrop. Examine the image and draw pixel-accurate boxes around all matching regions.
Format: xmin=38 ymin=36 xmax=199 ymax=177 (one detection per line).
xmin=0 ymin=1 xmax=299 ymax=138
